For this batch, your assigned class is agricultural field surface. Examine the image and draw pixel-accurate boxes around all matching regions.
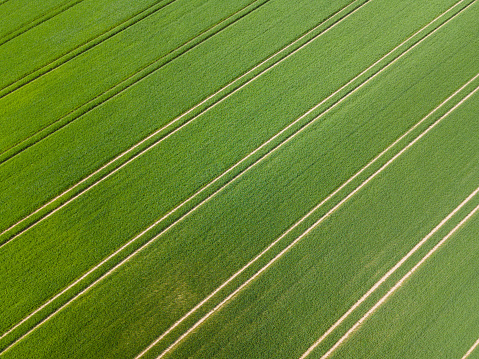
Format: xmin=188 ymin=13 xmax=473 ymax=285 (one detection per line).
xmin=1 ymin=0 xmax=479 ymax=358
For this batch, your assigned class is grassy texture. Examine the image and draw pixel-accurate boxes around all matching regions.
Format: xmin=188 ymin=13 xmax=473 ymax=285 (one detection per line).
xmin=0 ymin=0 xmax=162 ymax=90
xmin=0 ymin=0 xmax=354 ymax=231
xmin=1 ymin=0 xmax=479 ymax=358
xmin=0 ymin=0 xmax=462 ymax=332
xmin=327 ymin=138 xmax=479 ymax=359
xmin=1 ymin=0 xmax=478 ymax=358
xmin=0 ymin=0 xmax=73 ymax=40
xmin=0 ymin=0 xmax=257 ymax=153
xmin=166 ymin=89 xmax=479 ymax=359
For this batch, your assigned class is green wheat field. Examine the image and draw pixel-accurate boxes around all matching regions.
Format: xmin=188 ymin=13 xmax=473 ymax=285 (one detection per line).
xmin=1 ymin=0 xmax=479 ymax=358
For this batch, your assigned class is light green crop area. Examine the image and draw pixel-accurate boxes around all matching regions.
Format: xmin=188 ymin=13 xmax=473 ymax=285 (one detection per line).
xmin=1 ymin=0 xmax=478 ymax=358
xmin=0 ymin=0 xmax=162 ymax=88
xmin=0 ymin=0 xmax=256 ymax=151
xmin=0 ymin=0 xmax=74 ymax=39
xmin=0 ymin=0 xmax=353 ymax=229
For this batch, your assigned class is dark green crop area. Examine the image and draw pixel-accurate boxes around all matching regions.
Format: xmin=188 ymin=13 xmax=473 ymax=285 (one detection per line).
xmin=1 ymin=0 xmax=478 ymax=358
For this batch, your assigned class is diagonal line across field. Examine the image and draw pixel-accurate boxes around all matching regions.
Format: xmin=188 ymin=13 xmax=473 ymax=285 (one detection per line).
xmin=0 ymin=0 xmax=179 ymax=97
xmin=0 ymin=0 xmax=368 ymax=343
xmin=1 ymin=0 xmax=471 ymax=248
xmin=0 ymin=0 xmax=270 ymax=163
xmin=146 ymin=79 xmax=479 ymax=359
xmin=462 ymin=338 xmax=479 ymax=359
xmin=0 ymin=0 xmax=85 ymax=47
xmin=299 ymin=85 xmax=479 ymax=357
xmin=0 ymin=1 xmax=474 ymax=354
xmin=0 ymin=0 xmax=365 ymax=167
xmin=311 ymin=137 xmax=479 ymax=359
xmin=0 ymin=0 xmax=368 ymax=242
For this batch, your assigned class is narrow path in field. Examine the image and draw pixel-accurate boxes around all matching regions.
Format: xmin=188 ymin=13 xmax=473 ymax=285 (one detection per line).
xmin=462 ymin=338 xmax=479 ymax=359
xmin=0 ymin=0 xmax=177 ymax=97
xmin=0 ymin=0 xmax=367 ymax=243
xmin=0 ymin=3 xmax=471 ymax=354
xmin=146 ymin=78 xmax=479 ymax=359
xmin=312 ymin=152 xmax=479 ymax=358
xmin=0 ymin=0 xmax=86 ymax=47
xmin=4 ymin=0 xmax=464 ymax=251
xmin=0 ymin=0 xmax=271 ymax=165
xmin=298 ymin=85 xmax=479 ymax=357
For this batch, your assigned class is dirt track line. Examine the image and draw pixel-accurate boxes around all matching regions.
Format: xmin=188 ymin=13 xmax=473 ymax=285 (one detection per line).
xmin=0 ymin=0 xmax=272 ymax=239
xmin=0 ymin=0 xmax=364 ymax=244
xmin=0 ymin=0 xmax=369 ymax=342
xmin=0 ymin=0 xmax=268 ymax=164
xmin=462 ymin=337 xmax=479 ymax=359
xmin=150 ymin=77 xmax=479 ymax=359
xmin=0 ymin=0 xmax=85 ymax=47
xmin=0 ymin=0 xmax=467 ymax=352
xmin=0 ymin=0 xmax=377 ymax=350
xmin=315 ymin=140 xmax=479 ymax=359
xmin=0 ymin=0 xmax=176 ymax=97
xmin=302 ymin=84 xmax=479 ymax=359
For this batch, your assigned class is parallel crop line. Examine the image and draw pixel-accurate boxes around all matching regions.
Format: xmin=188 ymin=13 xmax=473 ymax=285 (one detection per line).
xmin=0 ymin=0 xmax=367 ymax=342
xmin=0 ymin=0 xmax=379 ymax=349
xmin=0 ymin=0 xmax=365 ymax=244
xmin=0 ymin=0 xmax=271 ymax=238
xmin=0 ymin=0 xmax=176 ymax=97
xmin=301 ymin=85 xmax=479 ymax=358
xmin=0 ymin=0 xmax=467 ymax=352
xmin=0 ymin=0 xmax=267 ymax=164
xmin=0 ymin=0 xmax=85 ymax=47
xmin=462 ymin=337 xmax=479 ymax=359
xmin=316 ymin=146 xmax=479 ymax=358
xmin=150 ymin=75 xmax=479 ymax=359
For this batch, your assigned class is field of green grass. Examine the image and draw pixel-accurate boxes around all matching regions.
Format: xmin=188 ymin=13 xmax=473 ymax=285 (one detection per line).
xmin=1 ymin=0 xmax=479 ymax=358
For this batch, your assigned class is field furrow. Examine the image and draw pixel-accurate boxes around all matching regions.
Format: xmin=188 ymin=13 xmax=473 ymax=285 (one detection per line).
xmin=0 ymin=0 xmax=465 ymax=243
xmin=322 ymin=139 xmax=479 ymax=358
xmin=1 ymin=1 xmax=478 ymax=357
xmin=156 ymin=75 xmax=479 ymax=359
xmin=0 ymin=0 xmax=179 ymax=98
xmin=0 ymin=0 xmax=85 ymax=47
xmin=0 ymin=0 xmax=273 ymax=163
xmin=0 ymin=0 xmax=76 ymax=40
xmin=0 ymin=0 xmax=369 ymax=245
xmin=2 ymin=0 xmax=478 ymax=357
xmin=0 ymin=0 xmax=170 ymax=91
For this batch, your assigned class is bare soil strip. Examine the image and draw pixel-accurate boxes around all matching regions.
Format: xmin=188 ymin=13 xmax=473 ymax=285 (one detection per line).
xmin=0 ymin=0 xmax=267 ymax=163
xmin=462 ymin=337 xmax=479 ymax=359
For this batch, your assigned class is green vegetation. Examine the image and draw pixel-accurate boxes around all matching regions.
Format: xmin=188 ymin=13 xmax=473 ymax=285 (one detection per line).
xmin=0 ymin=0 xmax=162 ymax=89
xmin=0 ymin=0 xmax=256 ymax=151
xmin=0 ymin=0 xmax=77 ymax=41
xmin=1 ymin=0 xmax=478 ymax=358
xmin=327 ymin=156 xmax=479 ymax=358
xmin=162 ymin=90 xmax=479 ymax=359
xmin=0 ymin=0 xmax=354 ymax=229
